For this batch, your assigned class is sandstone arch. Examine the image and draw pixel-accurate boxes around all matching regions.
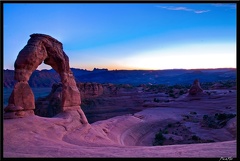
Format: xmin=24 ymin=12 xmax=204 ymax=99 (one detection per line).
xmin=4 ymin=33 xmax=88 ymax=123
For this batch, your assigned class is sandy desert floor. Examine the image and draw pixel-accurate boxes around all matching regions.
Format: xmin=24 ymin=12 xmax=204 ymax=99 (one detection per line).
xmin=3 ymin=89 xmax=236 ymax=158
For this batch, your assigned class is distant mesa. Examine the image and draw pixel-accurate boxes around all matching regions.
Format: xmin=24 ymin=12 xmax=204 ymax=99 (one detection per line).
xmin=93 ymin=68 xmax=108 ymax=72
xmin=3 ymin=68 xmax=236 ymax=88
xmin=4 ymin=33 xmax=88 ymax=124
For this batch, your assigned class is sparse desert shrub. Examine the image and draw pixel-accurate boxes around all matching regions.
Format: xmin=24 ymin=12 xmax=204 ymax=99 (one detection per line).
xmin=155 ymin=132 xmax=165 ymax=140
xmin=216 ymin=113 xmax=236 ymax=120
xmin=203 ymin=115 xmax=208 ymax=119
xmin=172 ymin=84 xmax=183 ymax=89
xmin=206 ymin=91 xmax=211 ymax=95
xmin=169 ymin=89 xmax=174 ymax=93
xmin=190 ymin=112 xmax=197 ymax=115
xmin=216 ymin=113 xmax=227 ymax=120
xmin=222 ymin=81 xmax=232 ymax=88
xmin=163 ymin=130 xmax=168 ymax=134
xmin=202 ymin=113 xmax=236 ymax=129
xmin=192 ymin=119 xmax=199 ymax=123
xmin=169 ymin=93 xmax=175 ymax=98
xmin=153 ymin=98 xmax=160 ymax=103
xmin=192 ymin=135 xmax=201 ymax=141
xmin=179 ymin=90 xmax=185 ymax=95
xmin=206 ymin=140 xmax=215 ymax=143
xmin=185 ymin=115 xmax=189 ymax=119
xmin=153 ymin=131 xmax=166 ymax=146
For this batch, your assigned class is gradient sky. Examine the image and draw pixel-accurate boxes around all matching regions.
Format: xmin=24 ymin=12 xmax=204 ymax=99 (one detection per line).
xmin=3 ymin=3 xmax=236 ymax=70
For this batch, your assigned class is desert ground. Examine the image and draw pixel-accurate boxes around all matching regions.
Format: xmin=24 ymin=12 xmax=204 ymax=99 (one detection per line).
xmin=3 ymin=86 xmax=236 ymax=158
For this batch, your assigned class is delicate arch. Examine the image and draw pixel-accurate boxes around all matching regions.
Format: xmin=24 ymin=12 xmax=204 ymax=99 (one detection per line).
xmin=4 ymin=34 xmax=87 ymax=123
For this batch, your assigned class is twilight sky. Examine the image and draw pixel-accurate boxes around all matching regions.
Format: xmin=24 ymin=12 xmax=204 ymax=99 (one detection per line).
xmin=3 ymin=3 xmax=236 ymax=70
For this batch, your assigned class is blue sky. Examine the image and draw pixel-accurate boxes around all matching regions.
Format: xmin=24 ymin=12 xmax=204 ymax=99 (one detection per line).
xmin=3 ymin=3 xmax=236 ymax=70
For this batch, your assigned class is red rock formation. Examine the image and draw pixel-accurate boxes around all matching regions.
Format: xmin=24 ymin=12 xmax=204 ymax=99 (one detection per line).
xmin=188 ymin=79 xmax=203 ymax=96
xmin=35 ymin=82 xmax=104 ymax=117
xmin=7 ymin=81 xmax=35 ymax=110
xmin=4 ymin=33 xmax=88 ymax=123
xmin=34 ymin=82 xmax=63 ymax=117
xmin=77 ymin=82 xmax=104 ymax=99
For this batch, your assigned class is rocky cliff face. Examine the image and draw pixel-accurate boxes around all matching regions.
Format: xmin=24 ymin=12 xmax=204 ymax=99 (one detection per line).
xmin=77 ymin=82 xmax=104 ymax=99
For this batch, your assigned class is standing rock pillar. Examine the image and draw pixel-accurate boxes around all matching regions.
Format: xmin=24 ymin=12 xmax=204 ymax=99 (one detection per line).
xmin=188 ymin=79 xmax=204 ymax=96
xmin=4 ymin=81 xmax=35 ymax=119
xmin=60 ymin=71 xmax=81 ymax=110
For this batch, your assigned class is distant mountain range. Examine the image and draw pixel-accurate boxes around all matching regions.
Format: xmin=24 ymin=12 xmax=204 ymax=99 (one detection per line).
xmin=3 ymin=68 xmax=236 ymax=88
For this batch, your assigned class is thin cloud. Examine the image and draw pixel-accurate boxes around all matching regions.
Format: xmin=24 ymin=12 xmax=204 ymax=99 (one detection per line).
xmin=157 ymin=6 xmax=210 ymax=14
xmin=194 ymin=10 xmax=210 ymax=14
xmin=212 ymin=3 xmax=236 ymax=9
xmin=160 ymin=6 xmax=192 ymax=11
xmin=212 ymin=3 xmax=225 ymax=7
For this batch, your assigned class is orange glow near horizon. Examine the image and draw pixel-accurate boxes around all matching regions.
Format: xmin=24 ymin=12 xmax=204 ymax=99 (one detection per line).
xmin=34 ymin=42 xmax=236 ymax=71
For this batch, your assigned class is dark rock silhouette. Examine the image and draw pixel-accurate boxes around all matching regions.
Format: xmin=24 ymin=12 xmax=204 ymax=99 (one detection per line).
xmin=35 ymin=82 xmax=63 ymax=117
xmin=4 ymin=33 xmax=88 ymax=124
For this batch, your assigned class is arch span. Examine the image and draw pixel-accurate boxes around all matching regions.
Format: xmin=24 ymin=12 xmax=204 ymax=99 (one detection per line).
xmin=4 ymin=33 xmax=88 ymax=123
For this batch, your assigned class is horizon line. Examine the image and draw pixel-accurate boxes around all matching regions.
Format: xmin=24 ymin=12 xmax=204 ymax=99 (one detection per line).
xmin=3 ymin=67 xmax=236 ymax=72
